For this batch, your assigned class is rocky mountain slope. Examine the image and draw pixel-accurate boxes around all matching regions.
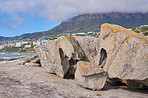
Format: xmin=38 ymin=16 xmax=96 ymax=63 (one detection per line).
xmin=0 ymin=36 xmax=10 ymax=41
xmin=42 ymin=12 xmax=148 ymax=36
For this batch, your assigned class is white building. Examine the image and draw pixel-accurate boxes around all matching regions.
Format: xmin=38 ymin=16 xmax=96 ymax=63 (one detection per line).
xmin=8 ymin=44 xmax=14 ymax=47
xmin=72 ymin=33 xmax=77 ymax=36
xmin=0 ymin=45 xmax=4 ymax=49
xmin=33 ymin=41 xmax=41 ymax=46
xmin=128 ymin=29 xmax=132 ymax=31
xmin=22 ymin=41 xmax=28 ymax=44
xmin=25 ymin=45 xmax=31 ymax=48
xmin=15 ymin=42 xmax=22 ymax=47
xmin=42 ymin=40 xmax=49 ymax=44
xmin=140 ymin=25 xmax=148 ymax=27
xmin=87 ymin=31 xmax=93 ymax=34
xmin=77 ymin=32 xmax=85 ymax=35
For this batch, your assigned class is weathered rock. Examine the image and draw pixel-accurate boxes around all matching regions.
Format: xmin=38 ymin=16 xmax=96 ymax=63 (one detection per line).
xmin=22 ymin=55 xmax=40 ymax=67
xmin=37 ymin=36 xmax=100 ymax=78
xmin=75 ymin=61 xmax=108 ymax=90
xmin=25 ymin=62 xmax=41 ymax=67
xmin=37 ymin=36 xmax=84 ymax=78
xmin=23 ymin=55 xmax=40 ymax=64
xmin=100 ymin=23 xmax=148 ymax=87
xmin=75 ymin=36 xmax=100 ymax=65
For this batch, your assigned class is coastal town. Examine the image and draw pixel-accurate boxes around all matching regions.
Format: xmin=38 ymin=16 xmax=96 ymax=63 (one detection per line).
xmin=0 ymin=31 xmax=100 ymax=53
xmin=1 ymin=27 xmax=147 ymax=54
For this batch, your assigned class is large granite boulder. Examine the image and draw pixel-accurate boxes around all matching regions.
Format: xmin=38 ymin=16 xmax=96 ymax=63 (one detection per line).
xmin=100 ymin=23 xmax=148 ymax=88
xmin=37 ymin=36 xmax=100 ymax=78
xmin=75 ymin=61 xmax=108 ymax=90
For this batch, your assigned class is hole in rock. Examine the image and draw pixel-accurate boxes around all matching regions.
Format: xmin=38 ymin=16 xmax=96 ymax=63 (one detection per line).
xmin=99 ymin=48 xmax=107 ymax=68
xmin=64 ymin=59 xmax=79 ymax=79
xmin=37 ymin=62 xmax=42 ymax=67
xmin=59 ymin=48 xmax=69 ymax=75
xmin=107 ymin=78 xmax=127 ymax=86
xmin=59 ymin=48 xmax=79 ymax=79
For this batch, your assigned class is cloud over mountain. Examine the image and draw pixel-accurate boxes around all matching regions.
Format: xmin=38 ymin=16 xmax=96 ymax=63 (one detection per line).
xmin=0 ymin=0 xmax=148 ymax=21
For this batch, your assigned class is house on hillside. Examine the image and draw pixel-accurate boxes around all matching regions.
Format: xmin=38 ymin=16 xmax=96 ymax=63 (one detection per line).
xmin=15 ymin=42 xmax=22 ymax=47
xmin=33 ymin=41 xmax=41 ymax=46
xmin=72 ymin=33 xmax=77 ymax=36
xmin=77 ymin=32 xmax=85 ymax=35
xmin=0 ymin=45 xmax=4 ymax=49
xmin=22 ymin=41 xmax=29 ymax=44
xmin=25 ymin=45 xmax=31 ymax=48
xmin=41 ymin=40 xmax=49 ymax=44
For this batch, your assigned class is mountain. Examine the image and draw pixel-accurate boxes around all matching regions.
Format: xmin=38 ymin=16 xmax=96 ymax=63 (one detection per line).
xmin=41 ymin=12 xmax=148 ymax=36
xmin=0 ymin=36 xmax=11 ymax=41
xmin=1 ymin=12 xmax=148 ymax=40
xmin=12 ymin=32 xmax=43 ymax=40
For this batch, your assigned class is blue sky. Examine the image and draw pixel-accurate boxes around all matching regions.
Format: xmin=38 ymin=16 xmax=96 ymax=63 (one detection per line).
xmin=0 ymin=14 xmax=60 ymax=37
xmin=0 ymin=0 xmax=148 ymax=37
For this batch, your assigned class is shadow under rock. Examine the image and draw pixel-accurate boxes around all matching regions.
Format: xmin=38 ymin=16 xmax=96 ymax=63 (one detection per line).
xmin=102 ymin=84 xmax=148 ymax=94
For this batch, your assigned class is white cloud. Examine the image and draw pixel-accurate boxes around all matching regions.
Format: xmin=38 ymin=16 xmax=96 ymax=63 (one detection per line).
xmin=2 ymin=15 xmax=24 ymax=29
xmin=0 ymin=0 xmax=148 ymax=21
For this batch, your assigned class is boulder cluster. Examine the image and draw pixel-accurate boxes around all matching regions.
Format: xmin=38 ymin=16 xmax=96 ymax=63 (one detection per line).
xmin=37 ymin=23 xmax=148 ymax=90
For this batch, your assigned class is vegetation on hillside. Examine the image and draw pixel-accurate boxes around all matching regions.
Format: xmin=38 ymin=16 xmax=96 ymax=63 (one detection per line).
xmin=132 ymin=25 xmax=148 ymax=36
xmin=0 ymin=43 xmax=36 ymax=53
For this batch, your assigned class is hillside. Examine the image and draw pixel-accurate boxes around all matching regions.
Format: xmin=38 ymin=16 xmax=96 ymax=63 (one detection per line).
xmin=1 ymin=12 xmax=148 ymax=40
xmin=41 ymin=12 xmax=148 ymax=36
xmin=0 ymin=36 xmax=11 ymax=41
xmin=132 ymin=25 xmax=148 ymax=35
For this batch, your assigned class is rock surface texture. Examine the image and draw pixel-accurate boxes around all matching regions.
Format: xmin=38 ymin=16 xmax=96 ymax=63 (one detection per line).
xmin=0 ymin=58 xmax=147 ymax=98
xmin=75 ymin=37 xmax=100 ymax=65
xmin=37 ymin=36 xmax=100 ymax=78
xmin=100 ymin=23 xmax=148 ymax=88
xmin=75 ymin=61 xmax=108 ymax=90
xmin=22 ymin=55 xmax=40 ymax=67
